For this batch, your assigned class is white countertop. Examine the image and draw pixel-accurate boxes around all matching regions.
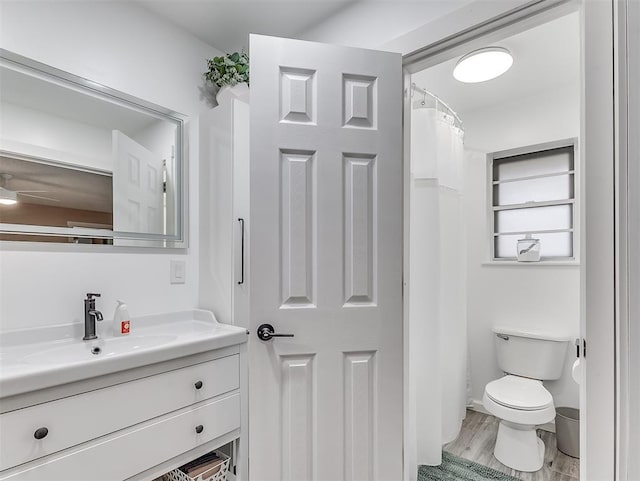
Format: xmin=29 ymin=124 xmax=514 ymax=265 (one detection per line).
xmin=0 ymin=310 xmax=248 ymax=398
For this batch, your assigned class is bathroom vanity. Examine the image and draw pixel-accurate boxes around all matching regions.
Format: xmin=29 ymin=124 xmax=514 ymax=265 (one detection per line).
xmin=0 ymin=310 xmax=248 ymax=481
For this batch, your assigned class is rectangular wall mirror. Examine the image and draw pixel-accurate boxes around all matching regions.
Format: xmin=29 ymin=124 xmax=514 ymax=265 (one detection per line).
xmin=0 ymin=50 xmax=186 ymax=247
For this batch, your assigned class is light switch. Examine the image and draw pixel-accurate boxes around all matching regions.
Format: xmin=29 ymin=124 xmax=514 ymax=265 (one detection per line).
xmin=170 ymin=260 xmax=186 ymax=284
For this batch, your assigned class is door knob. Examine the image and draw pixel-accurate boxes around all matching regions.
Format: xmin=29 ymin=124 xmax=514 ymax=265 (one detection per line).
xmin=257 ymin=323 xmax=294 ymax=341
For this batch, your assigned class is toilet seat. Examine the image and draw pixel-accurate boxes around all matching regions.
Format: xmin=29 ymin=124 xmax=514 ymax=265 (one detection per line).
xmin=485 ymin=375 xmax=553 ymax=411
xmin=482 ymin=375 xmax=556 ymax=427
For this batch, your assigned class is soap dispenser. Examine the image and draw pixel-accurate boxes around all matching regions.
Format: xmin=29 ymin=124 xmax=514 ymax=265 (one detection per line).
xmin=112 ymin=300 xmax=131 ymax=336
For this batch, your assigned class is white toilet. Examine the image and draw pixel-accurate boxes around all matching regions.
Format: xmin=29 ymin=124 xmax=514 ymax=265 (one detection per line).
xmin=483 ymin=327 xmax=569 ymax=472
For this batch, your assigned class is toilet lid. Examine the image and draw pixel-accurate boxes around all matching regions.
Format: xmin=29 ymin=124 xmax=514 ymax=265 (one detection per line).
xmin=485 ymin=375 xmax=553 ymax=411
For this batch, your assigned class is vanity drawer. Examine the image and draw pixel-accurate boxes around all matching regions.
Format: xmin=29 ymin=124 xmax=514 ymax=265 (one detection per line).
xmin=0 ymin=393 xmax=240 ymax=481
xmin=0 ymin=355 xmax=239 ymax=471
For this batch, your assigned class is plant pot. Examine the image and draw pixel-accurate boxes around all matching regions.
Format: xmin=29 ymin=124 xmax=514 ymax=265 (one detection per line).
xmin=216 ymin=82 xmax=249 ymax=104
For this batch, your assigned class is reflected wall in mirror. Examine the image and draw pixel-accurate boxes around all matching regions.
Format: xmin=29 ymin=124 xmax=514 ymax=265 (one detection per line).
xmin=0 ymin=50 xmax=185 ymax=247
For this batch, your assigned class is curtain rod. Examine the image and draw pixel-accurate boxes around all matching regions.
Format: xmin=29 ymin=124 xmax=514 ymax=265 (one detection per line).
xmin=411 ymin=83 xmax=463 ymax=129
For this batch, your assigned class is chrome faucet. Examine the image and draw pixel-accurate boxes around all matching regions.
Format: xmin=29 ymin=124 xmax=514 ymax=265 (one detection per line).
xmin=83 ymin=292 xmax=103 ymax=340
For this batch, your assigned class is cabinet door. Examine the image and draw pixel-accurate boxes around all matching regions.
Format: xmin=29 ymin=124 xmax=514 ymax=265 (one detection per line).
xmin=198 ymin=94 xmax=249 ymax=326
xmin=0 ymin=356 xmax=239 ymax=470
xmin=0 ymin=394 xmax=240 ymax=481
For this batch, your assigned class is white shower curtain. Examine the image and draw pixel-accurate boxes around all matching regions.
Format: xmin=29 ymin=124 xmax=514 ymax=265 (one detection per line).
xmin=408 ymin=105 xmax=467 ymax=473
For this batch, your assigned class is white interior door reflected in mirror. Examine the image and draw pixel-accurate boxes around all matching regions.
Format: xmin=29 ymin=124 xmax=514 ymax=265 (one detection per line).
xmin=112 ymin=130 xmax=165 ymax=246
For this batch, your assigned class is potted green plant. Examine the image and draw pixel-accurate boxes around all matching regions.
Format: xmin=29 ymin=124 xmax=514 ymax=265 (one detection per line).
xmin=205 ymin=51 xmax=249 ymax=103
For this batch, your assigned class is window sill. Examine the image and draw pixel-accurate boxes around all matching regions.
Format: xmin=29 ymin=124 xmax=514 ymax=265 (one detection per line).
xmin=481 ymin=260 xmax=581 ymax=267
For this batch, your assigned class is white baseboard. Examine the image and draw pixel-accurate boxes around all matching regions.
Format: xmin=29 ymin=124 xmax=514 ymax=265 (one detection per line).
xmin=468 ymin=399 xmax=556 ymax=433
xmin=469 ymin=399 xmax=489 ymax=415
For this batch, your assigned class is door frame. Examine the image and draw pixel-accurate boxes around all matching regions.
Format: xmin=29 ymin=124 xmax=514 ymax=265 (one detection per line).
xmin=615 ymin=1 xmax=638 ymax=479
xmin=400 ymin=1 xmax=619 ymax=479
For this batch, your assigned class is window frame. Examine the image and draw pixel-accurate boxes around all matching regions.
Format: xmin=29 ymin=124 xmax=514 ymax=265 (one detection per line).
xmin=487 ymin=138 xmax=580 ymax=264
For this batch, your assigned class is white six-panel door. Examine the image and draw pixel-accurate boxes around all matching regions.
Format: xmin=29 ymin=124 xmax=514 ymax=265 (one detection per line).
xmin=248 ymin=35 xmax=403 ymax=480
xmin=112 ymin=130 xmax=164 ymax=237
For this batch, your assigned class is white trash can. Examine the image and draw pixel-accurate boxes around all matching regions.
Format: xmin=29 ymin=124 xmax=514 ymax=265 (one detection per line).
xmin=555 ymin=407 xmax=580 ymax=458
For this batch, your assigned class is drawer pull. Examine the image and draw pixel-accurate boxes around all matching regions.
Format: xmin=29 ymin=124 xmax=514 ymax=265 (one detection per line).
xmin=195 ymin=425 xmax=204 ymax=434
xmin=34 ymin=427 xmax=49 ymax=440
xmin=194 ymin=381 xmax=203 ymax=390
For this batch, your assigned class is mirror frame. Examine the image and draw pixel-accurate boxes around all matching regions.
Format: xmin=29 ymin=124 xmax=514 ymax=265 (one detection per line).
xmin=0 ymin=49 xmax=187 ymax=248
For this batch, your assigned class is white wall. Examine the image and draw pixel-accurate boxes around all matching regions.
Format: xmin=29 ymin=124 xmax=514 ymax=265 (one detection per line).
xmin=299 ymin=1 xmax=470 ymax=50
xmin=462 ymin=83 xmax=581 ymax=409
xmin=131 ymin=120 xmax=178 ymax=162
xmin=0 ymin=101 xmax=112 ymax=171
xmin=0 ymin=2 xmax=218 ymax=116
xmin=299 ymin=0 xmax=542 ymax=60
xmin=0 ymin=1 xmax=222 ymax=331
xmin=462 ymin=83 xmax=580 ymax=153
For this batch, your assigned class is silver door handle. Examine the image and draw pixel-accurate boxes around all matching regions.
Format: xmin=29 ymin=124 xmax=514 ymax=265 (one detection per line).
xmin=257 ymin=323 xmax=294 ymax=341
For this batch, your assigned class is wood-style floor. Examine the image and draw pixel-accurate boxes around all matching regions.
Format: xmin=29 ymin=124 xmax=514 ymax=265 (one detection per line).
xmin=444 ymin=410 xmax=580 ymax=481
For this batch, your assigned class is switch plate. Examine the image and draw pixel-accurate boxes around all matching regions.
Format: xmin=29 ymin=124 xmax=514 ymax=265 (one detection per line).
xmin=170 ymin=260 xmax=186 ymax=284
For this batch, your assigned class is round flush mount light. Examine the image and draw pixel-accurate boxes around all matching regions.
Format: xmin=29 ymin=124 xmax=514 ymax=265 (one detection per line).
xmin=453 ymin=47 xmax=513 ymax=83
xmin=0 ymin=187 xmax=17 ymax=205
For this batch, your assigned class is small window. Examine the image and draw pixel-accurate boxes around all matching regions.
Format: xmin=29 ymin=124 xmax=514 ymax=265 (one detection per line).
xmin=490 ymin=142 xmax=576 ymax=260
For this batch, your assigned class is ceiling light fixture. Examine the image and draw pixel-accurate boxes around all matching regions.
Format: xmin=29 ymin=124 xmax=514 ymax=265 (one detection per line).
xmin=453 ymin=47 xmax=513 ymax=83
xmin=0 ymin=186 xmax=18 ymax=205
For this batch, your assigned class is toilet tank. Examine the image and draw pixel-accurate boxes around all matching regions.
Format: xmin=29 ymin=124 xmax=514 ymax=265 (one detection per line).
xmin=493 ymin=326 xmax=570 ymax=380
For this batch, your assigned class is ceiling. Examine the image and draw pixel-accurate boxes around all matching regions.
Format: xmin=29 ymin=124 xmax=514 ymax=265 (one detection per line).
xmin=412 ymin=11 xmax=580 ymax=116
xmin=137 ymin=0 xmax=359 ymax=53
xmin=0 ymin=156 xmax=112 ymax=213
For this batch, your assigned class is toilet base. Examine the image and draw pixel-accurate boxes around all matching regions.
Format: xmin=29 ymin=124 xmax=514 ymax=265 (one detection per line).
xmin=494 ymin=420 xmax=545 ymax=472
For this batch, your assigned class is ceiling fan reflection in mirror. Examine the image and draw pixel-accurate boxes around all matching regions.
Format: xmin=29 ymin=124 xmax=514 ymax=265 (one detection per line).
xmin=0 ymin=173 xmax=60 ymax=205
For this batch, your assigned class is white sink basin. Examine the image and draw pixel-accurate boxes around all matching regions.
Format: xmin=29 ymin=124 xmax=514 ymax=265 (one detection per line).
xmin=21 ymin=335 xmax=178 ymax=366
xmin=0 ymin=310 xmax=248 ymax=398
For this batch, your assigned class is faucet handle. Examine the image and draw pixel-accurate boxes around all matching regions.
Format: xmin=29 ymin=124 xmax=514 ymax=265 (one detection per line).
xmin=86 ymin=293 xmax=101 ymax=299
